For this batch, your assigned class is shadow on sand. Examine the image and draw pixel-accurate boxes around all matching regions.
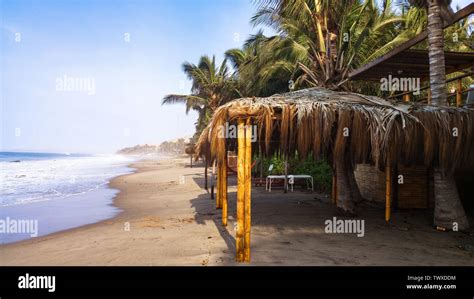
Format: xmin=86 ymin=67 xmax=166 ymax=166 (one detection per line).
xmin=187 ymin=168 xmax=473 ymax=265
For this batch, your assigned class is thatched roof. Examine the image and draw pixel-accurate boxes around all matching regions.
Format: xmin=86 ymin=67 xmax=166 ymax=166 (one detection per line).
xmin=196 ymin=87 xmax=474 ymax=173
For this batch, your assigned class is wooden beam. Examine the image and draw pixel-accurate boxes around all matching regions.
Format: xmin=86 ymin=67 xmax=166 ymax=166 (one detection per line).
xmin=210 ymin=161 xmax=215 ymax=200
xmin=244 ymin=118 xmax=252 ymax=262
xmin=236 ymin=118 xmax=245 ymax=262
xmin=389 ymin=71 xmax=473 ymax=101
xmin=446 ymin=71 xmax=474 ymax=83
xmin=222 ymin=152 xmax=228 ymax=226
xmin=332 ymin=170 xmax=337 ymax=205
xmin=403 ymin=93 xmax=411 ymax=103
xmin=349 ymin=3 xmax=474 ymax=80
xmin=456 ymin=79 xmax=462 ymax=107
xmin=204 ymin=158 xmax=208 ymax=191
xmin=382 ymin=62 xmax=432 ymax=68
xmin=385 ymin=161 xmax=392 ymax=222
xmin=216 ymin=161 xmax=222 ymax=209
xmin=283 ymin=157 xmax=288 ymax=193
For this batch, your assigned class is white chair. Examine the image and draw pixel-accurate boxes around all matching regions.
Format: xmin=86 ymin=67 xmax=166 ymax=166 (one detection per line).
xmin=268 ymin=164 xmax=274 ymax=173
xmin=287 ymin=175 xmax=314 ymax=192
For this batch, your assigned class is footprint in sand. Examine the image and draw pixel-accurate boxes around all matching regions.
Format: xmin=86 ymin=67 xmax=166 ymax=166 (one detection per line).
xmin=136 ymin=216 xmax=164 ymax=228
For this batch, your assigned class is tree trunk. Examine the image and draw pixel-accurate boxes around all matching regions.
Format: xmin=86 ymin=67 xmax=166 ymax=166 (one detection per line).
xmin=433 ymin=168 xmax=469 ymax=231
xmin=427 ymin=1 xmax=447 ymax=106
xmin=347 ymin=162 xmax=362 ymax=204
xmin=427 ymin=1 xmax=469 ymax=230
xmin=335 ymin=161 xmax=356 ymax=214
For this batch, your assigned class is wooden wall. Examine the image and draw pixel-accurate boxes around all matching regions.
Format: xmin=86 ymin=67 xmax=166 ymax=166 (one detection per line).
xmin=354 ymin=164 xmax=430 ymax=209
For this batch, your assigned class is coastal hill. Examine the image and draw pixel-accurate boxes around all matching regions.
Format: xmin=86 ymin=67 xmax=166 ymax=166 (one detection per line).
xmin=116 ymin=138 xmax=191 ymax=156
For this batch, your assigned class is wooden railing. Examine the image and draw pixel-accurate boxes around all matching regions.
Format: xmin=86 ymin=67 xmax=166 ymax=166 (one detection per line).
xmin=387 ymin=71 xmax=474 ymax=107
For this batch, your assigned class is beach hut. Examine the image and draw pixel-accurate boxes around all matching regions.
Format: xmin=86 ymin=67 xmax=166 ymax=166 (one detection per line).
xmin=184 ymin=142 xmax=196 ymax=168
xmin=195 ymin=87 xmax=474 ymax=262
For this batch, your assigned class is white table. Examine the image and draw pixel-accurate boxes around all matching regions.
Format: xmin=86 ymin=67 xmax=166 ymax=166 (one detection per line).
xmin=266 ymin=175 xmax=314 ymax=192
xmin=266 ymin=175 xmax=286 ymax=192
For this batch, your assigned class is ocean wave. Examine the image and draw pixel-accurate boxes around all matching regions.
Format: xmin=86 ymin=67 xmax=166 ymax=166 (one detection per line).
xmin=0 ymin=153 xmax=135 ymax=207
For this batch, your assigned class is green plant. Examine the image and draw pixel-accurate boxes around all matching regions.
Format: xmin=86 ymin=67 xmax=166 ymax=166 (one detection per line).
xmin=256 ymin=154 xmax=332 ymax=192
xmin=290 ymin=156 xmax=332 ymax=192
xmin=260 ymin=155 xmax=286 ymax=176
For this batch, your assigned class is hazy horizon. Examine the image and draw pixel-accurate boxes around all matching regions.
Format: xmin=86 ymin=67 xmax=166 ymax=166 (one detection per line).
xmin=1 ymin=0 xmax=471 ymax=154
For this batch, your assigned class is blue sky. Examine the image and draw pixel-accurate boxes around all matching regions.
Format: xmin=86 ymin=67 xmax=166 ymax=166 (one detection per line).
xmin=1 ymin=0 xmax=259 ymax=153
xmin=0 ymin=0 xmax=471 ymax=153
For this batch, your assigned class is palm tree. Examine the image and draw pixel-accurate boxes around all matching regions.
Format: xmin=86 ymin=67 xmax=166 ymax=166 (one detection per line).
xmin=248 ymin=0 xmax=421 ymax=91
xmin=240 ymin=0 xmax=423 ymax=212
xmin=226 ymin=30 xmax=292 ymax=97
xmin=162 ymin=55 xmax=239 ymax=136
xmin=163 ymin=55 xmax=239 ymax=190
xmin=225 ymin=1 xmax=435 ymax=98
xmin=406 ymin=0 xmax=469 ymax=230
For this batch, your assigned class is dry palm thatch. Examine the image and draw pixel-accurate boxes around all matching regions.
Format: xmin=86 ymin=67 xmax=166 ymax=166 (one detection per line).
xmin=196 ymin=87 xmax=474 ymax=175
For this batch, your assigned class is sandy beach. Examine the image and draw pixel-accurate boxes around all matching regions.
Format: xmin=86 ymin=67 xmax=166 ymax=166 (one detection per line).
xmin=1 ymin=156 xmax=473 ymax=266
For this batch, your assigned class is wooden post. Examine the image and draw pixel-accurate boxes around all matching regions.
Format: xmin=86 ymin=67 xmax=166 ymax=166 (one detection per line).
xmin=385 ymin=160 xmax=392 ymax=222
xmin=236 ymin=118 xmax=245 ymax=262
xmin=332 ymin=168 xmax=337 ymax=205
xmin=427 ymin=89 xmax=431 ymax=104
xmin=210 ymin=161 xmax=215 ymax=200
xmin=403 ymin=93 xmax=410 ymax=102
xmin=456 ymin=79 xmax=462 ymax=107
xmin=222 ymin=151 xmax=228 ymax=226
xmin=204 ymin=158 xmax=208 ymax=191
xmin=244 ymin=118 xmax=252 ymax=262
xmin=283 ymin=156 xmax=288 ymax=193
xmin=216 ymin=161 xmax=221 ymax=209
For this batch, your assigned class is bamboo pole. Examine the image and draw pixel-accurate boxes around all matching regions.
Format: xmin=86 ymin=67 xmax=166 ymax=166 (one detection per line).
xmin=244 ymin=118 xmax=252 ymax=262
xmin=427 ymin=89 xmax=431 ymax=104
xmin=216 ymin=161 xmax=221 ymax=209
xmin=283 ymin=156 xmax=288 ymax=193
xmin=204 ymin=158 xmax=208 ymax=191
xmin=385 ymin=160 xmax=392 ymax=222
xmin=403 ymin=93 xmax=410 ymax=103
xmin=236 ymin=118 xmax=245 ymax=262
xmin=456 ymin=79 xmax=462 ymax=107
xmin=210 ymin=161 xmax=215 ymax=200
xmin=222 ymin=151 xmax=228 ymax=226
